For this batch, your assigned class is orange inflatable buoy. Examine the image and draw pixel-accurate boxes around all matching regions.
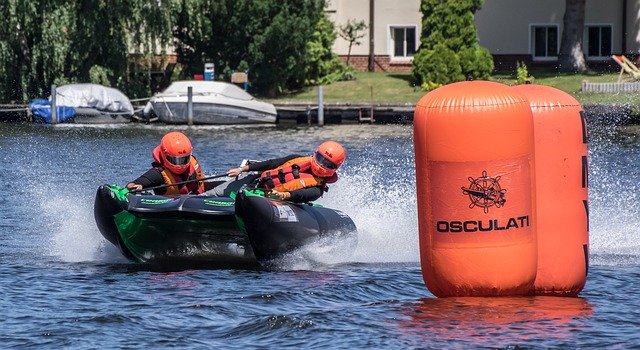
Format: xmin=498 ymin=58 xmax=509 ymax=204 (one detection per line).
xmin=414 ymin=81 xmax=537 ymax=297
xmin=512 ymin=84 xmax=589 ymax=296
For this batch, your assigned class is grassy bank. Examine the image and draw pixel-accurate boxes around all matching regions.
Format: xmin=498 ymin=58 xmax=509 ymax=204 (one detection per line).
xmin=266 ymin=70 xmax=640 ymax=107
xmin=265 ymin=72 xmax=424 ymax=105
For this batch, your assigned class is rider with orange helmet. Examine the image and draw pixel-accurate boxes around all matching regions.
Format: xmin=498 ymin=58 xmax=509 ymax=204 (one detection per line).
xmin=206 ymin=141 xmax=346 ymax=203
xmin=310 ymin=141 xmax=346 ymax=178
xmin=126 ymin=131 xmax=206 ymax=195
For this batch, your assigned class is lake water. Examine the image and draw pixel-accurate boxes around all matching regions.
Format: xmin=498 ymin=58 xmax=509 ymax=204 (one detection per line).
xmin=0 ymin=122 xmax=638 ymax=348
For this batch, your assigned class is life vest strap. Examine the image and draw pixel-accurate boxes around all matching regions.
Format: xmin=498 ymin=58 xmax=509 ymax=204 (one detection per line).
xmin=258 ymin=171 xmax=276 ymax=189
xmin=291 ymin=164 xmax=300 ymax=178
xmin=277 ymin=169 xmax=286 ymax=184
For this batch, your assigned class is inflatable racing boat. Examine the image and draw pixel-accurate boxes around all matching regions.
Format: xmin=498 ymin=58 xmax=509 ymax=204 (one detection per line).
xmin=93 ymin=184 xmax=357 ymax=267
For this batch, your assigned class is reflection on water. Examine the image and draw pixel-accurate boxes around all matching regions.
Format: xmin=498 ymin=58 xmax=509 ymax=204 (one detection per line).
xmin=396 ymin=296 xmax=593 ymax=348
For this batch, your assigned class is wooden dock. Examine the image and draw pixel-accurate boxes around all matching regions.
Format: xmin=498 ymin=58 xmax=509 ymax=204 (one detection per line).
xmin=274 ymin=103 xmax=415 ymax=124
xmin=0 ymin=104 xmax=29 ymax=122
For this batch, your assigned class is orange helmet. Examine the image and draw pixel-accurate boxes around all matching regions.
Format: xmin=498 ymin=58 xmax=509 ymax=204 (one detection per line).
xmin=159 ymin=131 xmax=192 ymax=174
xmin=311 ymin=141 xmax=346 ymax=177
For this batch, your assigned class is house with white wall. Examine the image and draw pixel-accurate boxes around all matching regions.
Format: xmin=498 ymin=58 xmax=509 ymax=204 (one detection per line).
xmin=328 ymin=0 xmax=640 ymax=72
xmin=326 ymin=0 xmax=422 ymax=72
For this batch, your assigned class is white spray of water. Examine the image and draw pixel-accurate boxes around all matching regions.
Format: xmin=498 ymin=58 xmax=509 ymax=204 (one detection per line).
xmin=315 ymin=169 xmax=420 ymax=264
xmin=15 ymin=138 xmax=123 ymax=264
xmin=587 ymin=149 xmax=640 ymax=265
xmin=32 ymin=187 xmax=126 ymax=263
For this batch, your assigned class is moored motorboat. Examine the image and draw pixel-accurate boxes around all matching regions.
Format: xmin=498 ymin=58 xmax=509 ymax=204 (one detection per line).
xmin=143 ymin=80 xmax=277 ymax=125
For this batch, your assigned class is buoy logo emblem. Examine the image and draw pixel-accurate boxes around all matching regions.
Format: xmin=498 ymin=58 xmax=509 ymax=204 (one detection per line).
xmin=461 ymin=170 xmax=507 ymax=213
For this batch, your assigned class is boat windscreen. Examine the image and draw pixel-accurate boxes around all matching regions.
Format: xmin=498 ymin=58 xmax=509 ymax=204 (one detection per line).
xmin=162 ymin=81 xmax=254 ymax=101
xmin=219 ymin=84 xmax=253 ymax=101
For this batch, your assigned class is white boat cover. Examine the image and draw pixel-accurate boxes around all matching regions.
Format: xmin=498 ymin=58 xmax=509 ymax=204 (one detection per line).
xmin=53 ymin=84 xmax=134 ymax=113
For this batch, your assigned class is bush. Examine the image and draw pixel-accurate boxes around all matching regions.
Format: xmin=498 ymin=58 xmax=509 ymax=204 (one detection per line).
xmin=516 ymin=61 xmax=534 ymax=84
xmin=420 ymin=81 xmax=443 ymax=92
xmin=412 ymin=44 xmax=464 ymax=86
xmin=305 ymin=14 xmax=350 ymax=86
xmin=413 ymin=0 xmax=493 ymax=86
xmin=458 ymin=46 xmax=494 ymax=80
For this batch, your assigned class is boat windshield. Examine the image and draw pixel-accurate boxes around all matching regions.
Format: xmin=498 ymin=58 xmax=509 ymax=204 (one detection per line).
xmin=160 ymin=81 xmax=254 ymax=101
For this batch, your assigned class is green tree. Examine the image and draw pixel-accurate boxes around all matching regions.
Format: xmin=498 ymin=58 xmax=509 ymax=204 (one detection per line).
xmin=0 ymin=1 xmax=66 ymax=101
xmin=0 ymin=0 xmax=173 ymax=102
xmin=172 ymin=0 xmax=216 ymax=81
xmin=306 ymin=14 xmax=349 ymax=85
xmin=0 ymin=0 xmax=340 ymax=101
xmin=172 ymin=0 xmax=338 ymax=97
xmin=66 ymin=0 xmax=173 ymax=98
xmin=0 ymin=1 xmax=19 ymax=101
xmin=338 ymin=19 xmax=367 ymax=65
xmin=243 ymin=0 xmax=326 ymax=96
xmin=412 ymin=0 xmax=493 ymax=87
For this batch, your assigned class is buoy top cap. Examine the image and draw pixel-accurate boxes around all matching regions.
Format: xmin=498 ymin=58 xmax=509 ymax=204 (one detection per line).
xmin=417 ymin=81 xmax=529 ymax=109
xmin=512 ymin=84 xmax=581 ymax=108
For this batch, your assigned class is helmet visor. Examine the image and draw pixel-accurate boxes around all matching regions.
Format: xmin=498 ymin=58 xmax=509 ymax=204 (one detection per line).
xmin=166 ymin=154 xmax=191 ymax=166
xmin=314 ymin=152 xmax=337 ymax=170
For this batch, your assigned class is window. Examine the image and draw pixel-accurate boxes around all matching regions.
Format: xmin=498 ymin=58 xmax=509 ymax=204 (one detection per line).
xmin=586 ymin=25 xmax=612 ymax=58
xmin=391 ymin=27 xmax=416 ymax=59
xmin=531 ymin=25 xmax=558 ymax=59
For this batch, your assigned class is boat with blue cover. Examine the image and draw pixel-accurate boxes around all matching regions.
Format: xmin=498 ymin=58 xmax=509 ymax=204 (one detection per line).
xmin=29 ymin=84 xmax=134 ymax=124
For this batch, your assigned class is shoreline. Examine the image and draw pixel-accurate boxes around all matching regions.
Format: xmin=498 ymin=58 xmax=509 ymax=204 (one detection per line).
xmin=1 ymin=103 xmax=638 ymax=125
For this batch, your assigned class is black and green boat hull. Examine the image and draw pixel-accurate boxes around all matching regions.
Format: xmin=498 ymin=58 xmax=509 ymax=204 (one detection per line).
xmin=234 ymin=190 xmax=358 ymax=262
xmin=94 ymin=185 xmax=255 ymax=267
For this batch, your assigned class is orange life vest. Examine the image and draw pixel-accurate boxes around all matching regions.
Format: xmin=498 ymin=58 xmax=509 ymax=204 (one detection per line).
xmin=257 ymin=156 xmax=327 ymax=192
xmin=157 ymin=156 xmax=205 ymax=195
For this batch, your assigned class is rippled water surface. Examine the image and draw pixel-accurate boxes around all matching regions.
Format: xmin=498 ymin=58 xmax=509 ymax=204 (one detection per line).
xmin=0 ymin=122 xmax=638 ymax=348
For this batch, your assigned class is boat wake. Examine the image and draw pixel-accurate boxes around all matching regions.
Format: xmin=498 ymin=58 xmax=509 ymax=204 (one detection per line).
xmin=268 ymin=230 xmax=359 ymax=270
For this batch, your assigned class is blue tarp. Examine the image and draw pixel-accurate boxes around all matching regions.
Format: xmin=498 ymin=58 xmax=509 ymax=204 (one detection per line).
xmin=28 ymin=99 xmax=76 ymax=123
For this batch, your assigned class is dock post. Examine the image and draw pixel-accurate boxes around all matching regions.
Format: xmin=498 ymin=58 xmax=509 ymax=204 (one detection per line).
xmin=187 ymin=86 xmax=193 ymax=126
xmin=51 ymin=84 xmax=57 ymax=125
xmin=318 ymin=85 xmax=324 ymax=126
xmin=370 ymin=85 xmax=375 ymax=124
